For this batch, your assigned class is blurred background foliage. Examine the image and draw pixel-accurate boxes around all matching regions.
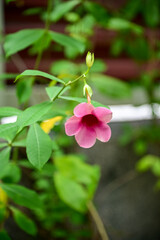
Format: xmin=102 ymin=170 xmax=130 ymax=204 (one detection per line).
xmin=0 ymin=0 xmax=160 ymax=239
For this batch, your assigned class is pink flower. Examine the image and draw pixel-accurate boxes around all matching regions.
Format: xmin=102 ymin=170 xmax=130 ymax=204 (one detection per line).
xmin=65 ymin=102 xmax=112 ymax=148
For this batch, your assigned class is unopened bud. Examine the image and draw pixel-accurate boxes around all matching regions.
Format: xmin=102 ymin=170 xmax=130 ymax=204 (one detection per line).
xmin=86 ymin=52 xmax=94 ymax=68
xmin=83 ymin=83 xmax=93 ymax=97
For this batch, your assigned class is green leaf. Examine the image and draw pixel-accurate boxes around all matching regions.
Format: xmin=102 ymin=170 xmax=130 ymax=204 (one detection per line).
xmin=11 ymin=207 xmax=37 ymax=236
xmin=106 ymin=18 xmax=143 ymax=34
xmin=16 ymin=78 xmax=33 ymax=104
xmin=84 ymin=2 xmax=109 ymax=26
xmin=46 ymin=86 xmax=64 ymax=101
xmin=50 ymin=0 xmax=80 ymax=22
xmin=136 ymin=155 xmax=158 ymax=171
xmin=91 ymin=74 xmax=131 ymax=99
xmin=15 ymin=69 xmax=65 ymax=84
xmin=54 ymin=172 xmax=88 ymax=212
xmin=4 ymin=29 xmax=44 ymax=57
xmin=26 ymin=123 xmax=52 ymax=169
xmin=0 ymin=231 xmax=11 ymax=240
xmin=49 ymin=31 xmax=85 ymax=53
xmin=59 ymin=96 xmax=110 ymax=108
xmin=0 ymin=107 xmax=21 ymax=118
xmin=142 ymin=0 xmax=160 ymax=27
xmin=0 ymin=183 xmax=42 ymax=209
xmin=0 ymin=147 xmax=11 ymax=177
xmin=152 ymin=160 xmax=160 ymax=177
xmin=16 ymin=101 xmax=53 ymax=129
xmin=55 ymin=154 xmax=100 ymax=199
xmin=1 ymin=163 xmax=21 ymax=183
xmin=0 ymin=123 xmax=18 ymax=141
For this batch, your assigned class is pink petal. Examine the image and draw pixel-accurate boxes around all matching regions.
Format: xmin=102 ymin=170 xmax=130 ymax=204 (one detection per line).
xmin=95 ymin=123 xmax=111 ymax=142
xmin=75 ymin=126 xmax=96 ymax=148
xmin=93 ymin=107 xmax=112 ymax=123
xmin=74 ymin=103 xmax=94 ymax=117
xmin=65 ymin=116 xmax=81 ymax=136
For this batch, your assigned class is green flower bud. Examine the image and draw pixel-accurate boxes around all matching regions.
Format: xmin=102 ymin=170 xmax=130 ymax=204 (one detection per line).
xmin=83 ymin=83 xmax=93 ymax=97
xmin=86 ymin=52 xmax=94 ymax=68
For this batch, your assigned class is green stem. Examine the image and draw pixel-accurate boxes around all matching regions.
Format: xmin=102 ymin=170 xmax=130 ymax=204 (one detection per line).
xmin=88 ymin=201 xmax=109 ymax=240
xmin=34 ymin=0 xmax=52 ymax=70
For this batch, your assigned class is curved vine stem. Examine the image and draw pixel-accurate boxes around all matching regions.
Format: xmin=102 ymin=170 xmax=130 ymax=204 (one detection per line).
xmin=88 ymin=201 xmax=109 ymax=240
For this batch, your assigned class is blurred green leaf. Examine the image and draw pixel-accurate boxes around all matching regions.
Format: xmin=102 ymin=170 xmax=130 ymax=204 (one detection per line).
xmin=0 ymin=183 xmax=42 ymax=210
xmin=49 ymin=31 xmax=85 ymax=54
xmin=111 ymin=38 xmax=124 ymax=56
xmin=23 ymin=7 xmax=43 ymax=16
xmin=59 ymin=95 xmax=110 ymax=108
xmin=127 ymin=37 xmax=151 ymax=61
xmin=11 ymin=207 xmax=37 ymax=236
xmin=49 ymin=0 xmax=80 ymax=22
xmin=133 ymin=140 xmax=147 ymax=155
xmin=0 ymin=123 xmax=18 ymax=142
xmin=4 ymin=29 xmax=44 ymax=57
xmin=0 ymin=107 xmax=21 ymax=118
xmin=0 ymin=73 xmax=18 ymax=81
xmin=16 ymin=101 xmax=53 ymax=129
xmin=16 ymin=69 xmax=65 ymax=84
xmin=91 ymin=74 xmax=131 ymax=99
xmin=1 ymin=163 xmax=21 ymax=183
xmin=142 ymin=0 xmax=160 ymax=27
xmin=16 ymin=78 xmax=33 ymax=104
xmin=136 ymin=155 xmax=159 ymax=171
xmin=121 ymin=0 xmax=141 ymax=20
xmin=90 ymin=59 xmax=107 ymax=73
xmin=84 ymin=2 xmax=109 ymax=26
xmin=46 ymin=86 xmax=64 ymax=101
xmin=26 ymin=123 xmax=52 ymax=169
xmin=0 ymin=147 xmax=11 ymax=177
xmin=106 ymin=18 xmax=143 ymax=34
xmin=152 ymin=160 xmax=160 ymax=177
xmin=54 ymin=172 xmax=88 ymax=212
xmin=55 ymin=154 xmax=100 ymax=199
xmin=0 ymin=231 xmax=11 ymax=240
xmin=50 ymin=60 xmax=78 ymax=75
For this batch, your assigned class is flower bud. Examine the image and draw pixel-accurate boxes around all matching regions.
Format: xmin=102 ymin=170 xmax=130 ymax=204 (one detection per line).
xmin=83 ymin=83 xmax=93 ymax=97
xmin=86 ymin=52 xmax=94 ymax=68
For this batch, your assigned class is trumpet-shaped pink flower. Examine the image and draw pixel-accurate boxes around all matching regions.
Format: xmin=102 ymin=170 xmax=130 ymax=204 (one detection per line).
xmin=65 ymin=102 xmax=112 ymax=148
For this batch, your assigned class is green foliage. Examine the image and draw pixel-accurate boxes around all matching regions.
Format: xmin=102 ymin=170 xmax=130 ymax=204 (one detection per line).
xmin=0 ymin=147 xmax=11 ymax=175
xmin=91 ymin=74 xmax=131 ymax=99
xmin=26 ymin=123 xmax=52 ymax=169
xmin=49 ymin=30 xmax=85 ymax=54
xmin=10 ymin=207 xmax=37 ymax=236
xmin=0 ymin=162 xmax=21 ymax=183
xmin=59 ymin=96 xmax=110 ymax=108
xmin=16 ymin=78 xmax=33 ymax=104
xmin=16 ymin=101 xmax=53 ymax=129
xmin=4 ymin=29 xmax=44 ymax=57
xmin=46 ymin=86 xmax=64 ymax=101
xmin=0 ymin=107 xmax=21 ymax=118
xmin=0 ymin=183 xmax=42 ymax=210
xmin=136 ymin=155 xmax=160 ymax=176
xmin=0 ymin=231 xmax=11 ymax=240
xmin=49 ymin=0 xmax=80 ymax=22
xmin=54 ymin=154 xmax=100 ymax=212
xmin=142 ymin=0 xmax=160 ymax=27
xmin=16 ymin=69 xmax=65 ymax=84
xmin=0 ymin=123 xmax=18 ymax=142
xmin=106 ymin=18 xmax=143 ymax=34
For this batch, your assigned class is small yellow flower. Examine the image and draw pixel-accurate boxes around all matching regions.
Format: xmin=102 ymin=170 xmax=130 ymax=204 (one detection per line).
xmin=0 ymin=187 xmax=8 ymax=206
xmin=41 ymin=116 xmax=63 ymax=134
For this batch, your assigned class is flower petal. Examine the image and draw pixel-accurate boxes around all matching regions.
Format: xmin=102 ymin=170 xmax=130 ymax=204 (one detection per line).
xmin=75 ymin=126 xmax=96 ymax=148
xmin=93 ymin=107 xmax=112 ymax=123
xmin=95 ymin=123 xmax=111 ymax=142
xmin=65 ymin=116 xmax=81 ymax=136
xmin=74 ymin=103 xmax=94 ymax=117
